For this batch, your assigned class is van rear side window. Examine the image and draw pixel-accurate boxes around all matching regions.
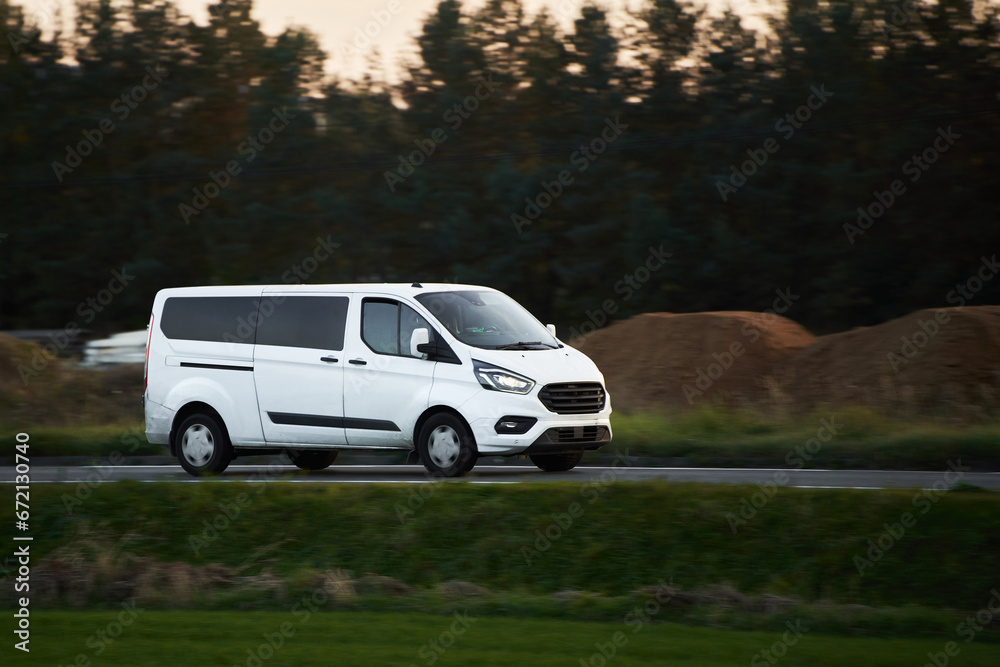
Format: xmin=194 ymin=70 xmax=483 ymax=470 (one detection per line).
xmin=160 ymin=297 xmax=260 ymax=343
xmin=256 ymin=296 xmax=349 ymax=350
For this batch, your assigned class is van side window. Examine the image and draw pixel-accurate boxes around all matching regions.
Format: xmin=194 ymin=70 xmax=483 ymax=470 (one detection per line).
xmin=362 ymin=299 xmax=435 ymax=358
xmin=256 ymin=296 xmax=349 ymax=350
xmin=400 ymin=304 xmax=434 ymax=358
xmin=161 ymin=296 xmax=260 ymax=343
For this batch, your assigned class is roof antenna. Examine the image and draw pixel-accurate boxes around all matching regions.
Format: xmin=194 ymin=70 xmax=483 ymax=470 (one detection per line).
xmin=411 ymin=282 xmax=423 ymax=288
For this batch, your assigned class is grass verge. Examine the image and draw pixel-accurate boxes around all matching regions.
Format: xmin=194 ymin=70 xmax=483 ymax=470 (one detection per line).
xmin=21 ymin=610 xmax=1000 ymax=666
xmin=4 ymin=481 xmax=998 ymax=611
xmin=5 ymin=406 xmax=1000 ymax=469
xmin=608 ymin=405 xmax=1000 ymax=469
xmin=1 ymin=423 xmax=159 ymax=457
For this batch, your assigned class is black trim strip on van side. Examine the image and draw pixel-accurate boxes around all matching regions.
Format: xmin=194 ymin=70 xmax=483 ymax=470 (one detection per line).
xmin=267 ymin=412 xmax=401 ymax=432
xmin=180 ymin=362 xmax=254 ymax=372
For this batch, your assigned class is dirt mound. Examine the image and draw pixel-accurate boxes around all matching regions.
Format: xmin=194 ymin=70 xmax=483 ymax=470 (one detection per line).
xmin=781 ymin=306 xmax=1000 ymax=407
xmin=0 ymin=332 xmax=142 ymax=427
xmin=572 ymin=312 xmax=817 ymax=411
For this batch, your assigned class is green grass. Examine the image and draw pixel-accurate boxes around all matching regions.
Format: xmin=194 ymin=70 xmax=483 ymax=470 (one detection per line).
xmin=7 ymin=405 xmax=1000 ymax=469
xmin=608 ymin=405 xmax=1000 ymax=468
xmin=19 ymin=610 xmax=1000 ymax=666
xmin=5 ymin=481 xmax=999 ymax=610
xmin=0 ymin=422 xmax=161 ymax=457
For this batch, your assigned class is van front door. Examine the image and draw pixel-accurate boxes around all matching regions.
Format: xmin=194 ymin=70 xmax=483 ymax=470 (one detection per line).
xmin=253 ymin=294 xmax=350 ymax=445
xmin=341 ymin=297 xmax=438 ymax=448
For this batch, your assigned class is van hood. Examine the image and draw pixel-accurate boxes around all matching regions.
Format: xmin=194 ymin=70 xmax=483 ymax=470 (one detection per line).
xmin=467 ymin=345 xmax=606 ymax=387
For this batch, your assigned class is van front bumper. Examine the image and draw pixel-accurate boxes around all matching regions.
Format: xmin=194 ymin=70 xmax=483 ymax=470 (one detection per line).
xmin=469 ymin=416 xmax=613 ymax=455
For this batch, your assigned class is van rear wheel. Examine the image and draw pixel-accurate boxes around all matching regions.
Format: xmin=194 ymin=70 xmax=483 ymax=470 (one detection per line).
xmin=529 ymin=451 xmax=584 ymax=472
xmin=176 ymin=413 xmax=233 ymax=476
xmin=417 ymin=414 xmax=477 ymax=477
xmin=287 ymin=449 xmax=338 ymax=471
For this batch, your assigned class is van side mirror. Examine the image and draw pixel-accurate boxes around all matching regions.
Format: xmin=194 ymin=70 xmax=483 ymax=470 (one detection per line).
xmin=546 ymin=323 xmax=556 ymax=337
xmin=410 ymin=328 xmax=430 ymax=358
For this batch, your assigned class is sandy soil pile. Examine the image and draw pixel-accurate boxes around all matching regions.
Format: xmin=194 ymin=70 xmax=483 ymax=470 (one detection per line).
xmin=780 ymin=306 xmax=1000 ymax=407
xmin=573 ymin=306 xmax=1000 ymax=412
xmin=571 ymin=312 xmax=817 ymax=411
xmin=0 ymin=333 xmax=141 ymax=426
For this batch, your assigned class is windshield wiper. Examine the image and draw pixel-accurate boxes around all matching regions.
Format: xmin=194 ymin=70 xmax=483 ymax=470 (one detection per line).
xmin=494 ymin=341 xmax=545 ymax=350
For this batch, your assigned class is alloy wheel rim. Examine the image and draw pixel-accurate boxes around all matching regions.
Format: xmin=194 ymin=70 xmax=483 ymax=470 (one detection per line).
xmin=181 ymin=424 xmax=214 ymax=467
xmin=428 ymin=425 xmax=461 ymax=468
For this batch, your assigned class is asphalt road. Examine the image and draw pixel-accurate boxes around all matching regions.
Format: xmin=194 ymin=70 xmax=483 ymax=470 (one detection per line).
xmin=4 ymin=463 xmax=999 ymax=489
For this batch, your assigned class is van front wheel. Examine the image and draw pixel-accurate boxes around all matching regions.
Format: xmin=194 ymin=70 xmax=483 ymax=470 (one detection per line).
xmin=529 ymin=451 xmax=584 ymax=472
xmin=176 ymin=413 xmax=233 ymax=476
xmin=417 ymin=414 xmax=477 ymax=477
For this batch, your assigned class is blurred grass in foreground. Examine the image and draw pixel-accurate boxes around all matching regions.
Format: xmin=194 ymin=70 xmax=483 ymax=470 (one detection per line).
xmin=24 ymin=611 xmax=1000 ymax=667
xmin=6 ymin=481 xmax=998 ymax=610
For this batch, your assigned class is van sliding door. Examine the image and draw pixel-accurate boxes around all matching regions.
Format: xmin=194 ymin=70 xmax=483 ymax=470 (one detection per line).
xmin=253 ymin=294 xmax=350 ymax=446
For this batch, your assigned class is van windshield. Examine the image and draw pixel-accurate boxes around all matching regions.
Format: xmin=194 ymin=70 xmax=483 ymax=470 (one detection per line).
xmin=415 ymin=291 xmax=560 ymax=350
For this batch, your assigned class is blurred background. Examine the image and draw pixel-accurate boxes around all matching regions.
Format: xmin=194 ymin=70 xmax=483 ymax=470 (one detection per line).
xmin=2 ymin=0 xmax=998 ymax=338
xmin=3 ymin=3 xmax=1000 ymax=663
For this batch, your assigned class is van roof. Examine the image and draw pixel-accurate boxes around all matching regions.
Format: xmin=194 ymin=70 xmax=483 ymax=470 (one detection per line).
xmin=155 ymin=283 xmax=495 ymax=298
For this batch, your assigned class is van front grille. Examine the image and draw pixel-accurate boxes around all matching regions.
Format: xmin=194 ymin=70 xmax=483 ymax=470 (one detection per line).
xmin=538 ymin=382 xmax=606 ymax=414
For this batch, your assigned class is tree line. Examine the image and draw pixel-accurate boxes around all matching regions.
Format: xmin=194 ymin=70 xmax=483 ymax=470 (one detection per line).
xmin=1 ymin=0 xmax=998 ymax=339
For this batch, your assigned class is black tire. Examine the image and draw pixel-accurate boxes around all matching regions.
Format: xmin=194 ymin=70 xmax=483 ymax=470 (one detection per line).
xmin=529 ymin=451 xmax=584 ymax=472
xmin=175 ymin=413 xmax=233 ymax=476
xmin=287 ymin=449 xmax=339 ymax=471
xmin=417 ymin=413 xmax=477 ymax=477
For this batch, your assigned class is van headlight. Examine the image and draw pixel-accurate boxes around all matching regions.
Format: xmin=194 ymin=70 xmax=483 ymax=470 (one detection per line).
xmin=473 ymin=360 xmax=535 ymax=394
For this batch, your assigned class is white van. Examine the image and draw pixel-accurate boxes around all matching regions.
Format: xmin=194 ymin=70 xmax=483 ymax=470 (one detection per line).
xmin=143 ymin=283 xmax=612 ymax=477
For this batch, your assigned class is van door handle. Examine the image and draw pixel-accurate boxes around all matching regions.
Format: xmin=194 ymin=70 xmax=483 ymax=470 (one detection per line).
xmin=349 ymin=358 xmax=367 ymax=366
xmin=320 ymin=356 xmax=339 ymax=363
